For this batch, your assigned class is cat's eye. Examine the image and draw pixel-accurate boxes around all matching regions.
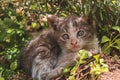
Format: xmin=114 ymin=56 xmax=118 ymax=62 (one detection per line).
xmin=62 ymin=34 xmax=69 ymax=40
xmin=77 ymin=30 xmax=85 ymax=37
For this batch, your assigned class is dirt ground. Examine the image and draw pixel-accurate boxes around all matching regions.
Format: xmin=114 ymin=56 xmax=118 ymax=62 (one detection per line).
xmin=98 ymin=55 xmax=120 ymax=80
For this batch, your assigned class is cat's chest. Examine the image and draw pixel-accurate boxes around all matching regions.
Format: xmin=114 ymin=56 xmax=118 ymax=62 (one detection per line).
xmin=56 ymin=50 xmax=78 ymax=66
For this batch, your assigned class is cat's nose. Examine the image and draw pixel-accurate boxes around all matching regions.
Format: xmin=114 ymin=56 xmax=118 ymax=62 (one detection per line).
xmin=71 ymin=39 xmax=77 ymax=45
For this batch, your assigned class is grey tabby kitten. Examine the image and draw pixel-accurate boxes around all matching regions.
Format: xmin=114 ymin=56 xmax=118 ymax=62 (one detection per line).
xmin=21 ymin=15 xmax=99 ymax=80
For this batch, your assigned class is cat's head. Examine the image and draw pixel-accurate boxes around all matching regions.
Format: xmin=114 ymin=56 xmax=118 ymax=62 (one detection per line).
xmin=47 ymin=15 xmax=98 ymax=52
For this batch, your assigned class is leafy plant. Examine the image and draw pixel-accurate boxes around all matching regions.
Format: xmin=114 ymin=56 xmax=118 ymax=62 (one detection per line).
xmin=90 ymin=54 xmax=109 ymax=79
xmin=101 ymin=26 xmax=120 ymax=54
xmin=63 ymin=50 xmax=108 ymax=80
xmin=0 ymin=1 xmax=31 ymax=79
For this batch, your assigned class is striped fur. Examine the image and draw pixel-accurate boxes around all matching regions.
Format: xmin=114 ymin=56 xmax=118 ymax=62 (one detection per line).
xmin=21 ymin=15 xmax=99 ymax=80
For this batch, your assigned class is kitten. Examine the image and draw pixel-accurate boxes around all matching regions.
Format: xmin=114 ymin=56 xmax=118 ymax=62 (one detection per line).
xmin=20 ymin=15 xmax=99 ymax=80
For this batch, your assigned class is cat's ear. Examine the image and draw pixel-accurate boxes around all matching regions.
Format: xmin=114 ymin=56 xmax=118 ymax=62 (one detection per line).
xmin=47 ymin=15 xmax=59 ymax=30
xmin=86 ymin=11 xmax=96 ymax=28
xmin=76 ymin=12 xmax=96 ymax=28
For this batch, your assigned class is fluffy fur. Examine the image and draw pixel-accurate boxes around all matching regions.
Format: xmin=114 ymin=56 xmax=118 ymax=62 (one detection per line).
xmin=20 ymin=15 xmax=99 ymax=80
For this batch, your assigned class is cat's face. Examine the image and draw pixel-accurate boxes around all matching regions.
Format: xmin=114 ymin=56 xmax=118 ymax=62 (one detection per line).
xmin=48 ymin=15 xmax=96 ymax=52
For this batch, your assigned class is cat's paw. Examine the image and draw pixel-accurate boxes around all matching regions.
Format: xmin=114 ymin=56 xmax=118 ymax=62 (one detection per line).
xmin=57 ymin=67 xmax=64 ymax=74
xmin=46 ymin=67 xmax=64 ymax=80
xmin=90 ymin=49 xmax=99 ymax=55
xmin=41 ymin=73 xmax=48 ymax=80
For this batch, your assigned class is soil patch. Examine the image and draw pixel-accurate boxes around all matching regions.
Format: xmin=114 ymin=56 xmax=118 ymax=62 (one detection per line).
xmin=98 ymin=55 xmax=120 ymax=80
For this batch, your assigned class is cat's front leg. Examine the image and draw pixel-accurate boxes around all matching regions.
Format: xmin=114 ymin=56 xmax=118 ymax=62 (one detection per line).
xmin=90 ymin=49 xmax=100 ymax=55
xmin=46 ymin=60 xmax=77 ymax=80
xmin=46 ymin=66 xmax=64 ymax=80
xmin=32 ymin=46 xmax=57 ymax=80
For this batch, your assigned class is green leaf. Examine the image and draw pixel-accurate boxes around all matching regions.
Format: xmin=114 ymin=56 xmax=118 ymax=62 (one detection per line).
xmin=63 ymin=67 xmax=71 ymax=73
xmin=113 ymin=39 xmax=120 ymax=49
xmin=0 ymin=77 xmax=5 ymax=80
xmin=31 ymin=22 xmax=39 ymax=29
xmin=70 ymin=66 xmax=78 ymax=75
xmin=0 ymin=52 xmax=4 ymax=55
xmin=100 ymin=10 xmax=103 ymax=21
xmin=0 ymin=67 xmax=3 ymax=76
xmin=99 ymin=58 xmax=104 ymax=64
xmin=101 ymin=36 xmax=110 ymax=43
xmin=113 ymin=46 xmax=120 ymax=50
xmin=78 ymin=50 xmax=90 ymax=59
xmin=68 ymin=76 xmax=75 ymax=80
xmin=93 ymin=54 xmax=100 ymax=62
xmin=10 ymin=61 xmax=18 ymax=70
xmin=3 ymin=18 xmax=12 ymax=26
xmin=6 ymin=29 xmax=14 ymax=33
xmin=101 ymin=42 xmax=110 ymax=54
xmin=112 ymin=26 xmax=120 ymax=33
xmin=116 ymin=39 xmax=120 ymax=45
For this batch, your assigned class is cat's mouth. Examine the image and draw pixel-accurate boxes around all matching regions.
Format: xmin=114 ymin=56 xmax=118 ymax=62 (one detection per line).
xmin=72 ymin=45 xmax=79 ymax=49
xmin=69 ymin=46 xmax=81 ymax=52
xmin=65 ymin=44 xmax=82 ymax=52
